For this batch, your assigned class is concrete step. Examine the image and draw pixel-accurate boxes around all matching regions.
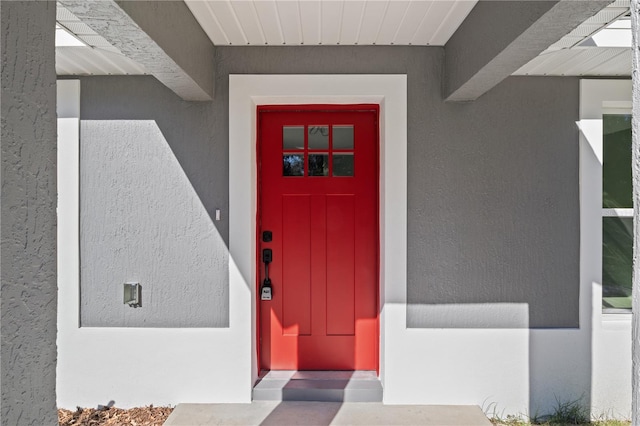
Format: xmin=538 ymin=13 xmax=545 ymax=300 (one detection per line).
xmin=164 ymin=402 xmax=494 ymax=426
xmin=253 ymin=371 xmax=382 ymax=402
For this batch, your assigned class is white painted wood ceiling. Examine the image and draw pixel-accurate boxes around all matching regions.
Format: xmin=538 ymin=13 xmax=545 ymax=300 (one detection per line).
xmin=514 ymin=0 xmax=631 ymax=76
xmin=184 ymin=0 xmax=477 ymax=46
xmin=55 ymin=0 xmax=632 ymax=78
xmin=56 ymin=4 xmax=148 ymax=75
xmin=513 ymin=47 xmax=630 ymax=77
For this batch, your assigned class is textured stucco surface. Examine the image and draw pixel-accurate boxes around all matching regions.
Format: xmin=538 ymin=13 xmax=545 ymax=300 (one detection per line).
xmin=78 ymin=77 xmax=227 ymax=327
xmin=406 ymin=74 xmax=580 ymax=328
xmin=1 ymin=1 xmax=58 ymax=424
xmin=631 ymin=1 xmax=640 ymax=421
xmin=78 ymin=45 xmax=579 ymax=328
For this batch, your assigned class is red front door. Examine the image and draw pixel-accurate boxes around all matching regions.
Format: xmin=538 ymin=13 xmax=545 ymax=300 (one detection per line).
xmin=258 ymin=105 xmax=379 ymax=371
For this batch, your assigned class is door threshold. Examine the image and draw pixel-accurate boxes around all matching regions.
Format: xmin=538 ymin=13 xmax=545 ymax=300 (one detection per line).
xmin=254 ymin=370 xmax=382 ymax=402
xmin=258 ymin=370 xmax=378 ymax=380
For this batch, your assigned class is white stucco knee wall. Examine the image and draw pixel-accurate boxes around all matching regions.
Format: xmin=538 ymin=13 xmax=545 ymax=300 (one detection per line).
xmin=57 ymin=80 xmax=251 ymax=408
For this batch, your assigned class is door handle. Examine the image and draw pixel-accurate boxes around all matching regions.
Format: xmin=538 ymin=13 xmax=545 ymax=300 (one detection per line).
xmin=261 ymin=249 xmax=273 ymax=301
xmin=262 ymin=248 xmax=272 ymax=264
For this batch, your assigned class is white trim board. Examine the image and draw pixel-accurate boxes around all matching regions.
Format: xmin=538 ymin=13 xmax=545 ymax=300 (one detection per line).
xmin=228 ymin=74 xmax=408 ymax=394
xmin=579 ymin=79 xmax=632 ymax=416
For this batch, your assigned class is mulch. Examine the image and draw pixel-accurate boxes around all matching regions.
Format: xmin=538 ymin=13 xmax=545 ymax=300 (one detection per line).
xmin=58 ymin=406 xmax=173 ymax=426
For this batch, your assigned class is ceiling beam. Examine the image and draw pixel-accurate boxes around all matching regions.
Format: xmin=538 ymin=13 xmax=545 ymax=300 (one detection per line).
xmin=444 ymin=0 xmax=613 ymax=102
xmin=59 ymin=0 xmax=214 ymax=101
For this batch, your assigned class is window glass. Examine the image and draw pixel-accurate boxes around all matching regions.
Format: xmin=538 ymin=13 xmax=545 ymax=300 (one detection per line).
xmin=602 ymin=112 xmax=633 ymax=311
xmin=603 ymin=114 xmax=632 ymax=208
xmin=308 ymin=154 xmax=328 ymax=176
xmin=283 ymin=154 xmax=304 ymax=176
xmin=333 ymin=153 xmax=354 ymax=176
xmin=603 ymin=217 xmax=633 ymax=310
xmin=283 ymin=126 xmax=304 ymax=150
xmin=281 ymin=124 xmax=355 ymax=179
xmin=333 ymin=125 xmax=354 ymax=150
xmin=308 ymin=126 xmax=329 ymax=150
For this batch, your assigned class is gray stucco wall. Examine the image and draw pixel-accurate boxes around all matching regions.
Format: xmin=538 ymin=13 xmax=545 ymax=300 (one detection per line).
xmin=79 ymin=45 xmax=579 ymax=329
xmin=407 ymin=75 xmax=579 ymax=329
xmin=1 ymin=2 xmax=58 ymax=425
xmin=78 ymin=76 xmax=228 ymax=327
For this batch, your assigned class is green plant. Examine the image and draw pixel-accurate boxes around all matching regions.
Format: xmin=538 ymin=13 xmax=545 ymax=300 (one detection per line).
xmin=591 ymin=421 xmax=631 ymax=426
xmin=532 ymin=396 xmax=590 ymax=425
xmin=491 ymin=418 xmax=630 ymax=426
xmin=484 ymin=400 xmax=529 ymax=426
xmin=490 ymin=414 xmax=530 ymax=425
xmin=486 ymin=395 xmax=631 ymax=426
xmin=590 ymin=408 xmax=631 ymax=426
xmin=486 ymin=394 xmax=633 ymax=426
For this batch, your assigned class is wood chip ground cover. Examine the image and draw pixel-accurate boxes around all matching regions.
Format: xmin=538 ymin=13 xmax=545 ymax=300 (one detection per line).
xmin=58 ymin=406 xmax=173 ymax=426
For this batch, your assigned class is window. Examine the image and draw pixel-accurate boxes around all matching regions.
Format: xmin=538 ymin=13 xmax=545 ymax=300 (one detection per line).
xmin=602 ymin=111 xmax=633 ymax=311
xmin=282 ymin=124 xmax=355 ymax=177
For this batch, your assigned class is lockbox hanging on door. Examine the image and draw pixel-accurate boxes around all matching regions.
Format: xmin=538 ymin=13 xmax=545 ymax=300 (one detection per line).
xmin=261 ymin=248 xmax=273 ymax=301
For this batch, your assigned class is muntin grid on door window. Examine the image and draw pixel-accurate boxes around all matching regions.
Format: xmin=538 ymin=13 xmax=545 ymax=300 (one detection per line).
xmin=282 ymin=125 xmax=354 ymax=177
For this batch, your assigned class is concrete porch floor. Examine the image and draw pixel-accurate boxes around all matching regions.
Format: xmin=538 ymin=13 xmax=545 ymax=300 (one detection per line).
xmin=163 ymin=402 xmax=493 ymax=426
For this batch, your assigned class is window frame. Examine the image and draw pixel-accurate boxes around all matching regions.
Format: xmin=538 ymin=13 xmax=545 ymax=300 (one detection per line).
xmin=579 ymin=80 xmax=633 ymax=321
xmin=601 ymin=104 xmax=633 ymax=313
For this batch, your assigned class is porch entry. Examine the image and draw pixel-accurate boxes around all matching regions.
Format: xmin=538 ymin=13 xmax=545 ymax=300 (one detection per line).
xmin=257 ymin=105 xmax=379 ymax=371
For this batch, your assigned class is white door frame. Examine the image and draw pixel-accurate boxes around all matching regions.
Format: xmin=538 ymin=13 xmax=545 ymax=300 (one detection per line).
xmin=228 ymin=75 xmax=407 ymax=395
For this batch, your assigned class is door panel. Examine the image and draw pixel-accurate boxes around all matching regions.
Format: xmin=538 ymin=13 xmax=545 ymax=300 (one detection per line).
xmin=326 ymin=194 xmax=355 ymax=336
xmin=282 ymin=194 xmax=311 ymax=336
xmin=258 ymin=105 xmax=379 ymax=371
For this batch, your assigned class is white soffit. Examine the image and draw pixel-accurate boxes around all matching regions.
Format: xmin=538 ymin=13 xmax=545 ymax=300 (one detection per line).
xmin=513 ymin=47 xmax=630 ymax=77
xmin=56 ymin=47 xmax=148 ymax=76
xmin=545 ymin=0 xmax=629 ymax=53
xmin=185 ymin=0 xmax=477 ymax=46
xmin=55 ymin=3 xmax=148 ymax=76
xmin=514 ymin=0 xmax=631 ymax=77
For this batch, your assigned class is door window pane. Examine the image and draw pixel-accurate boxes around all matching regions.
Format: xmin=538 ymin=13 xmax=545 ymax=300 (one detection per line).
xmin=603 ymin=114 xmax=632 ymax=208
xmin=603 ymin=217 xmax=633 ymax=310
xmin=283 ymin=126 xmax=304 ymax=150
xmin=308 ymin=126 xmax=329 ymax=150
xmin=308 ymin=154 xmax=328 ymax=176
xmin=333 ymin=153 xmax=354 ymax=176
xmin=333 ymin=125 xmax=354 ymax=150
xmin=283 ymin=154 xmax=304 ymax=176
